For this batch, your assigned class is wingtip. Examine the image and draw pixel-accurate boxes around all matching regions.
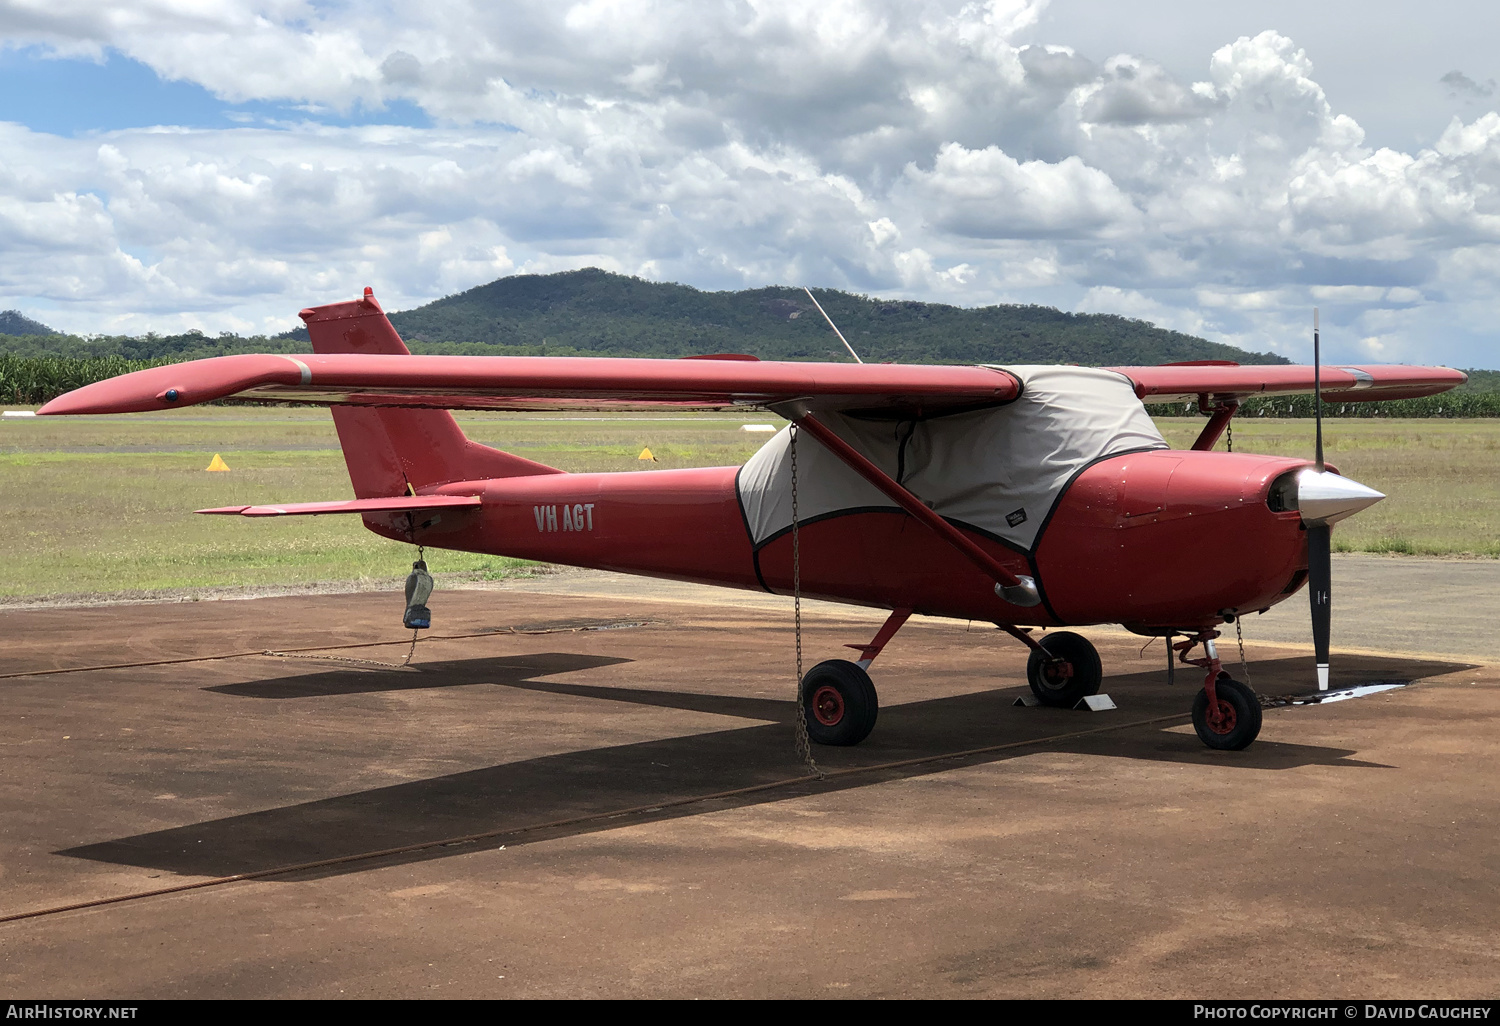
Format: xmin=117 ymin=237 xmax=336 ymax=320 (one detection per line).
xmin=36 ymin=392 xmax=96 ymax=416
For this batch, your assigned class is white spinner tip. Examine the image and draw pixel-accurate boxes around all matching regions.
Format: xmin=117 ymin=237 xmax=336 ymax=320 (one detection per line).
xmin=1297 ymin=468 xmax=1385 ymax=527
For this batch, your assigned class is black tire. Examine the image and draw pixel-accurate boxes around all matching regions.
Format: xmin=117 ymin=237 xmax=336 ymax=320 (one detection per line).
xmin=801 ymin=659 xmax=878 ymax=746
xmin=1026 ymin=631 xmax=1103 ymax=708
xmin=1191 ymin=675 xmax=1263 ymax=751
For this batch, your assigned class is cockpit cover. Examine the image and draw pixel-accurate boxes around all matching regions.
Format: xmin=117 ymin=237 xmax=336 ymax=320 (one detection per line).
xmin=736 ymin=366 xmax=1167 ymax=553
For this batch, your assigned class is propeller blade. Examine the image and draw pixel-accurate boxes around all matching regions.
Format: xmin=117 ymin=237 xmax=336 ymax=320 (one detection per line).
xmin=1313 ymin=307 xmax=1324 ymax=473
xmin=1308 ymin=523 xmax=1332 ymax=691
xmin=1310 ymin=307 xmax=1329 ymax=689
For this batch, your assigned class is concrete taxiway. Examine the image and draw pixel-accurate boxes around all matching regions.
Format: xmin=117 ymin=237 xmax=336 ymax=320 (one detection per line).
xmin=1 ymin=560 xmax=1497 ymax=998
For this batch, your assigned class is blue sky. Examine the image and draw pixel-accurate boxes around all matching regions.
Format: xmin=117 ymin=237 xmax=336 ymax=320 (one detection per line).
xmin=0 ymin=1 xmax=1496 ymax=368
xmin=0 ymin=47 xmax=431 ymax=133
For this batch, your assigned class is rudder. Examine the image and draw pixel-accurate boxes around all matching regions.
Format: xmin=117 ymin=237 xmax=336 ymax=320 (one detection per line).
xmin=300 ymin=288 xmax=562 ymax=497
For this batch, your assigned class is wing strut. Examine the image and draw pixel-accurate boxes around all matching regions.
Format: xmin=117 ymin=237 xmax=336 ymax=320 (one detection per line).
xmin=792 ymin=414 xmax=1041 ymax=607
xmin=1191 ymin=398 xmax=1240 ymax=451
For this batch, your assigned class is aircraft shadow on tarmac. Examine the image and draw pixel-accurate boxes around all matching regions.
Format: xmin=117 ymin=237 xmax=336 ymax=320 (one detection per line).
xmin=61 ymin=651 xmax=1467 ymax=880
xmin=206 ymin=653 xmax=634 ymax=699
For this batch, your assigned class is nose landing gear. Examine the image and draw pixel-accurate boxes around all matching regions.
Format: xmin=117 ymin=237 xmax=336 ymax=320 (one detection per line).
xmin=1176 ymin=631 xmax=1263 ymax=750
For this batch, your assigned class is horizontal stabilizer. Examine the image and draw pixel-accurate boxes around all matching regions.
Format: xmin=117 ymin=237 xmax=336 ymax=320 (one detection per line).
xmin=197 ymin=495 xmax=481 ymax=518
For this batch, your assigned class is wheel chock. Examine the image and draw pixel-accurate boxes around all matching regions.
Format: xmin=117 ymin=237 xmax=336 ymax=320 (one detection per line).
xmin=1013 ymin=694 xmax=1116 ymax=710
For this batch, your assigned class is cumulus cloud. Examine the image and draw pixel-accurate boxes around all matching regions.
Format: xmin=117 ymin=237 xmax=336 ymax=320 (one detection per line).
xmin=900 ymin=143 xmax=1138 ymax=238
xmin=1442 ymin=71 xmax=1495 ymax=99
xmin=1079 ymin=56 xmax=1218 ymax=126
xmin=0 ymin=4 xmax=1495 ymax=364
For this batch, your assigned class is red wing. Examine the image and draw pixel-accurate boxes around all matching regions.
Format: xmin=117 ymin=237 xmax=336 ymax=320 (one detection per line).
xmin=37 ymin=352 xmax=1021 ymax=416
xmin=1110 ymin=364 xmax=1467 ymax=403
xmin=32 ymin=285 xmax=1463 ymax=417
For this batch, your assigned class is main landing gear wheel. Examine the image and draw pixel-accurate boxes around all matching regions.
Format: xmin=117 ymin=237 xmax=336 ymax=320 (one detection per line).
xmin=1192 ymin=674 xmax=1262 ymax=751
xmin=1026 ymin=631 xmax=1103 ymax=708
xmin=802 ymin=659 xmax=878 ymax=747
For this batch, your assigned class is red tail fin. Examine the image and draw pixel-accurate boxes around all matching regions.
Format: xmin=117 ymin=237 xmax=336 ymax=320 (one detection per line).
xmin=300 ymin=289 xmax=562 ymax=497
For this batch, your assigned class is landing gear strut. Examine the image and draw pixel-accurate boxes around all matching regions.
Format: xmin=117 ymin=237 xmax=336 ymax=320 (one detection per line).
xmin=1176 ymin=631 xmax=1263 ymax=750
xmin=800 ymin=608 xmax=908 ymax=747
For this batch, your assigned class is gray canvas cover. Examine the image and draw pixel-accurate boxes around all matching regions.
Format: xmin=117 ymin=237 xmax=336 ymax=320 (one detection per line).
xmin=736 ymin=366 xmax=1167 ymax=553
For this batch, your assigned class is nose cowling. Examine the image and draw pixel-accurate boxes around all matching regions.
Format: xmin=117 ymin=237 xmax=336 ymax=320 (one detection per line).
xmin=1294 ymin=468 xmax=1385 ymax=526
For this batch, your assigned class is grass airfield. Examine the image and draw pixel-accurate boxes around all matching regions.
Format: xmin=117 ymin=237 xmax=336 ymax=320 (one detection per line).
xmin=0 ymin=408 xmax=768 ymax=599
xmin=1 ymin=406 xmax=1497 ymax=599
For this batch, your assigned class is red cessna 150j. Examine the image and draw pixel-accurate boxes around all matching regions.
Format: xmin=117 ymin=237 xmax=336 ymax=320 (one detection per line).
xmin=39 ymin=289 xmax=1466 ymax=751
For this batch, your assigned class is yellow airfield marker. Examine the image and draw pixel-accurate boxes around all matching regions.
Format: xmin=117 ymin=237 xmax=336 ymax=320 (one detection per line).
xmin=638 ymin=447 xmax=657 ymax=462
xmin=205 ymin=453 xmax=231 ymax=472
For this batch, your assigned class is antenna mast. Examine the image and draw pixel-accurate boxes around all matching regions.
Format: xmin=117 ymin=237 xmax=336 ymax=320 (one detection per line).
xmin=803 ymin=287 xmax=863 ymax=364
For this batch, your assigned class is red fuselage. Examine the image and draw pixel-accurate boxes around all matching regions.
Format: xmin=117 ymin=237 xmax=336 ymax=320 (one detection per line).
xmin=373 ymin=447 xmax=1311 ymax=634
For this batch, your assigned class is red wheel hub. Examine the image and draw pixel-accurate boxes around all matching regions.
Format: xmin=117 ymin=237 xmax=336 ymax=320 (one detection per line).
xmin=1206 ymin=699 xmax=1237 ymax=735
xmin=1042 ymin=659 xmax=1074 ymax=684
xmin=811 ymin=685 xmax=845 ymax=726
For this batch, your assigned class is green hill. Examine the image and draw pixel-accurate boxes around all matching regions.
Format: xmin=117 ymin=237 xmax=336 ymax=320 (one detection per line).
xmin=356 ymin=268 xmax=1288 ymax=366
xmin=0 ymin=310 xmax=56 ymax=336
xmin=0 ymin=270 xmax=1290 ymax=366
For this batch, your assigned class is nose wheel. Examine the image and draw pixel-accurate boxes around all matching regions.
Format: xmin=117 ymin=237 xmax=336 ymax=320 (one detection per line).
xmin=1177 ymin=633 xmax=1263 ymax=750
xmin=1192 ymin=674 xmax=1262 ymax=750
